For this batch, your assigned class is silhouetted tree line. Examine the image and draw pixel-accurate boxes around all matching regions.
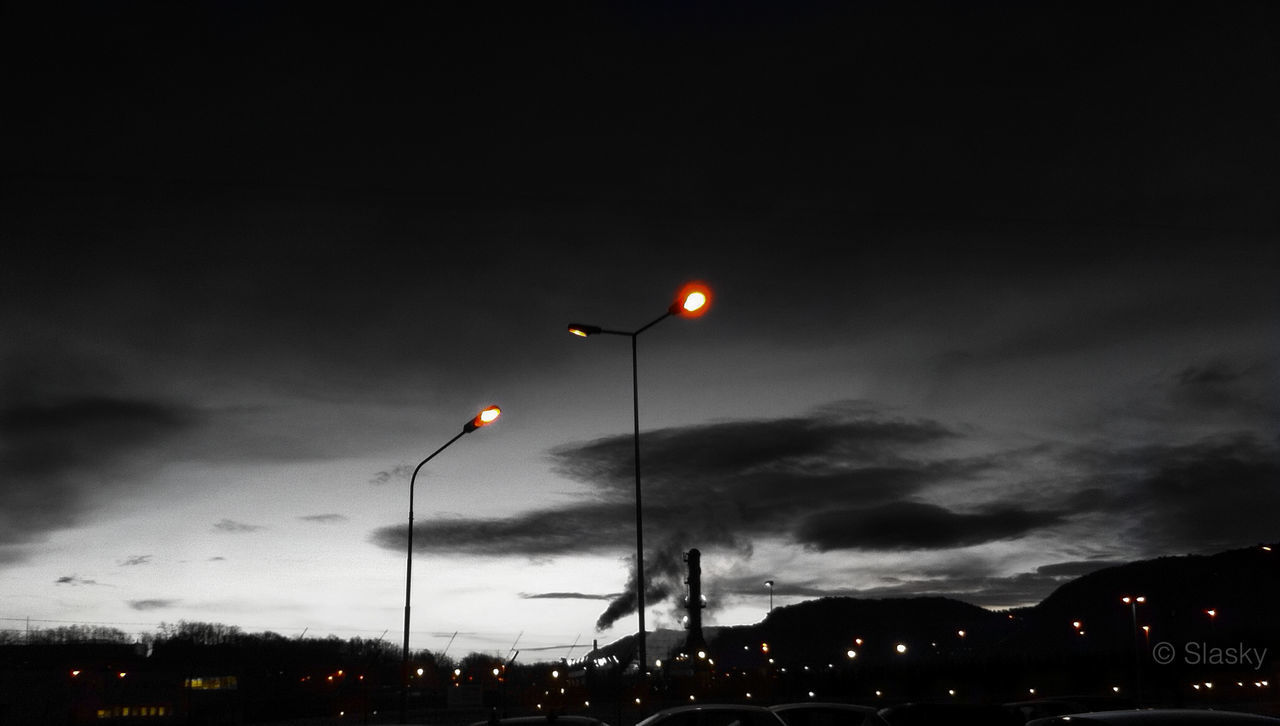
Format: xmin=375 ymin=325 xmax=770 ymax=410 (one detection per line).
xmin=0 ymin=623 xmax=133 ymax=645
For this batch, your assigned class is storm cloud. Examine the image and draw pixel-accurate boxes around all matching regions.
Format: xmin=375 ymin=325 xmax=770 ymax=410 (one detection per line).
xmin=370 ymin=404 xmax=986 ymax=558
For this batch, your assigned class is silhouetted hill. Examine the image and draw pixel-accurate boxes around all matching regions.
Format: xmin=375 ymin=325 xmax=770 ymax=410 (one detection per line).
xmin=591 ymin=542 xmax=1280 ymax=680
xmin=709 ymin=596 xmax=1013 ymax=668
xmin=1010 ymin=543 xmax=1280 ymax=652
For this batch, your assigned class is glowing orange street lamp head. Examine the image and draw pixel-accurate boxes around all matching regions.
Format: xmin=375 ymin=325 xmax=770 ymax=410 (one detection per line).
xmin=567 ymin=323 xmax=602 ymax=337
xmin=670 ymin=281 xmax=711 ymax=317
xmin=464 ymin=405 xmax=502 ymax=433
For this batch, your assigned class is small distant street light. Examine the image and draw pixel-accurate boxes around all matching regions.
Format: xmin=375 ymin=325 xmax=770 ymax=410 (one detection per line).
xmin=765 ymin=580 xmax=775 ymax=613
xmin=895 ymin=643 xmax=908 ymax=654
xmin=400 ymin=406 xmax=503 ymax=723
xmin=568 ymin=282 xmax=712 ymax=676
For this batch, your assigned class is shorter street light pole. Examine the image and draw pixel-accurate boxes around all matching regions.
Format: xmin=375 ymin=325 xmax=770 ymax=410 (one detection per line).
xmin=568 ymin=282 xmax=711 ymax=679
xmin=765 ymin=580 xmax=774 ymax=614
xmin=401 ymin=406 xmax=502 ymax=724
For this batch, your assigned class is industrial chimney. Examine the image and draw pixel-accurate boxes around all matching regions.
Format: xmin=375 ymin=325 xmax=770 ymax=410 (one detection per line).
xmin=683 ymin=548 xmax=707 ymax=657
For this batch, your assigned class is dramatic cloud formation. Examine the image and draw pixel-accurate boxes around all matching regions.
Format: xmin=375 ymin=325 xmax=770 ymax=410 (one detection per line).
xmin=372 ymin=403 xmax=1023 ymax=625
xmin=370 ymin=391 xmax=1280 ymax=620
xmin=371 ymin=403 xmax=979 ymax=556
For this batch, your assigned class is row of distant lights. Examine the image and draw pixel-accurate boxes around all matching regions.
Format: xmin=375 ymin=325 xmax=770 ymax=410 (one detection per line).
xmin=342 ymin=679 xmax=1271 ymax=718
xmin=1193 ymin=680 xmax=1269 ymax=691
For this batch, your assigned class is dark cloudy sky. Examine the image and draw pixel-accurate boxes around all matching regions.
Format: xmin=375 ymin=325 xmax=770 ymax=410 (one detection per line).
xmin=2 ymin=2 xmax=1278 ymax=657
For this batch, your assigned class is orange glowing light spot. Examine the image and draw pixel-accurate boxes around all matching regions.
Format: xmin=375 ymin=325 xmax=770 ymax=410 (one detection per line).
xmin=673 ymin=282 xmax=711 ymax=317
xmin=570 ymin=327 xmax=589 ymax=337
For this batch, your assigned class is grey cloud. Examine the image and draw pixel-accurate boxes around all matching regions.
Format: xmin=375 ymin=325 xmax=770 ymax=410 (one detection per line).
xmin=300 ymin=513 xmax=348 ymax=524
xmin=129 ymin=599 xmax=179 ymax=610
xmin=0 ymin=393 xmax=197 ymax=556
xmin=719 ymin=565 xmax=1082 ymax=609
xmin=1059 ymin=433 xmax=1280 ymax=556
xmin=549 ymin=403 xmax=959 ymax=505
xmin=1035 ymin=560 xmax=1124 ymax=578
xmin=796 ymin=501 xmax=1067 ymax=551
xmin=370 ymin=464 xmax=413 ymax=486
xmin=1177 ymin=362 xmax=1240 ymax=386
xmin=213 ymin=519 xmax=264 ymax=533
xmin=119 ymin=555 xmax=152 ymax=566
xmin=371 ymin=404 xmax=1001 ymax=566
xmin=1167 ymin=358 xmax=1279 ymax=418
xmin=370 ymin=404 xmax=990 ymax=630
xmin=521 ymin=592 xmax=618 ymax=601
xmin=55 ymin=575 xmax=102 ymax=586
xmin=370 ymin=502 xmax=636 ymax=556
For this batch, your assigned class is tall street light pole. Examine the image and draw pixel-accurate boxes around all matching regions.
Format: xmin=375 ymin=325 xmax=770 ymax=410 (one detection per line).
xmin=401 ymin=405 xmax=502 ymax=724
xmin=568 ymin=282 xmax=711 ymax=680
xmin=765 ymin=580 xmax=775 ymax=614
xmin=1121 ymin=595 xmax=1146 ymax=706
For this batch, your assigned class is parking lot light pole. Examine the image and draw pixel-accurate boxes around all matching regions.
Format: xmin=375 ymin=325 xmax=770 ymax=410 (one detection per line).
xmin=568 ymin=282 xmax=711 ymax=678
xmin=401 ymin=406 xmax=502 ymax=724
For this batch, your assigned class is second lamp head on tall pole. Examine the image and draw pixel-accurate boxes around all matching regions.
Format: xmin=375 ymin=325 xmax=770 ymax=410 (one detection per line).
xmin=568 ymin=281 xmax=712 ymax=338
